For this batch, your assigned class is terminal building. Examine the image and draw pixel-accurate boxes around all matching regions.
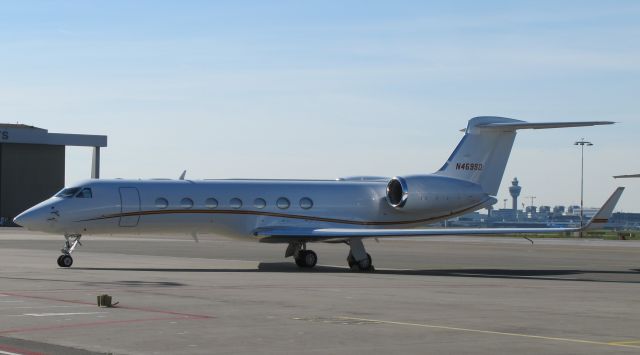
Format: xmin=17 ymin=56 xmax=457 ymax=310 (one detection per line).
xmin=0 ymin=124 xmax=107 ymax=225
xmin=490 ymin=177 xmax=584 ymax=226
xmin=446 ymin=177 xmax=638 ymax=230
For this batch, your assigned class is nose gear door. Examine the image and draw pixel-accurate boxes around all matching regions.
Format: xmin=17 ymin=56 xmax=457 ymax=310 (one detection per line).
xmin=119 ymin=187 xmax=141 ymax=227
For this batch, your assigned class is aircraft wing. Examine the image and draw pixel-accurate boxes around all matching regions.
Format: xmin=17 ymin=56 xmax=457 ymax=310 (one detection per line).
xmin=256 ymin=187 xmax=624 ymax=243
xmin=614 ymin=174 xmax=640 ymax=179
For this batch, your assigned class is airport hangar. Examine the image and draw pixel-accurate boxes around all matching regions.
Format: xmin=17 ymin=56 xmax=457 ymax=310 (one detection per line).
xmin=0 ymin=124 xmax=107 ymax=225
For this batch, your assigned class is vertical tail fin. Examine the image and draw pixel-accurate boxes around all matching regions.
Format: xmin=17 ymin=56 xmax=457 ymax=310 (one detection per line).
xmin=434 ymin=116 xmax=614 ymax=196
xmin=434 ymin=117 xmax=520 ymax=195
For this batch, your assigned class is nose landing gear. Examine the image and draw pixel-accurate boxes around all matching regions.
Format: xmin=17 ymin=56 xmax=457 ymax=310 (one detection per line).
xmin=57 ymin=234 xmax=82 ymax=268
xmin=57 ymin=254 xmax=73 ymax=267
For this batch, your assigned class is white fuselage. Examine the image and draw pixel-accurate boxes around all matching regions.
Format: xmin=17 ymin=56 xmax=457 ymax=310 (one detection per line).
xmin=16 ymin=176 xmax=491 ymax=240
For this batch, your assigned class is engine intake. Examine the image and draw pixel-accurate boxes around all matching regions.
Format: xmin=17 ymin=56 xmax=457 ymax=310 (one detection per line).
xmin=386 ymin=177 xmax=408 ymax=208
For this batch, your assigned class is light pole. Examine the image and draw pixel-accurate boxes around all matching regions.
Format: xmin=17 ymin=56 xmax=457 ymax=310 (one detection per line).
xmin=574 ymin=138 xmax=593 ymax=236
xmin=526 ymin=196 xmax=536 ymax=209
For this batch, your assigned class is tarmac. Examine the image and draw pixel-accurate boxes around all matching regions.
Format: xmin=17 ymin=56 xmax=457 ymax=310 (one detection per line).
xmin=1 ymin=228 xmax=640 ymax=354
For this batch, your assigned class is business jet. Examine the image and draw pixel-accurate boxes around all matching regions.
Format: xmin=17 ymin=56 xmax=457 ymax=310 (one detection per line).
xmin=14 ymin=116 xmax=622 ymax=272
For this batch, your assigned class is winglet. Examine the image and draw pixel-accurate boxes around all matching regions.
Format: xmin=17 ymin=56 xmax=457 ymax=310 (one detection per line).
xmin=583 ymin=187 xmax=625 ymax=230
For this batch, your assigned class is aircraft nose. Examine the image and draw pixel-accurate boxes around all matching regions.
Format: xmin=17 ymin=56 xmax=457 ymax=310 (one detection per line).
xmin=13 ymin=207 xmax=47 ymax=230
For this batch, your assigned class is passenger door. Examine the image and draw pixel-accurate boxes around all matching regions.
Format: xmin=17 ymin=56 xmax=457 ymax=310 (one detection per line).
xmin=119 ymin=187 xmax=141 ymax=227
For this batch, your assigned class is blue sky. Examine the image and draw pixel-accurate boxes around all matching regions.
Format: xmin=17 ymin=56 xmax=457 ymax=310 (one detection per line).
xmin=1 ymin=1 xmax=639 ymax=211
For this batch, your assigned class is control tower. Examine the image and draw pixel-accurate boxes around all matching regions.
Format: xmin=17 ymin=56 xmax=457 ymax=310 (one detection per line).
xmin=509 ymin=177 xmax=522 ymax=211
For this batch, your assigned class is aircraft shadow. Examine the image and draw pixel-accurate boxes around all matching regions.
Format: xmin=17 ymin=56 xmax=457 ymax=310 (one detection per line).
xmin=72 ymin=263 xmax=640 ymax=284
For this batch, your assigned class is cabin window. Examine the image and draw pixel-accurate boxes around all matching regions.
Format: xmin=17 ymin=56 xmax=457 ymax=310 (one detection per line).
xmin=55 ymin=187 xmax=80 ymax=198
xmin=181 ymin=198 xmax=194 ymax=209
xmin=76 ymin=188 xmax=93 ymax=198
xmin=155 ymin=198 xmax=169 ymax=209
xmin=230 ymin=198 xmax=243 ymax=209
xmin=299 ymin=197 xmax=313 ymax=209
xmin=205 ymin=198 xmax=218 ymax=209
xmin=276 ymin=197 xmax=290 ymax=209
xmin=254 ymin=198 xmax=266 ymax=209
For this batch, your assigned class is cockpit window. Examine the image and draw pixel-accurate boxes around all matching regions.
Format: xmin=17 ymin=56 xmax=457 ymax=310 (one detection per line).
xmin=76 ymin=188 xmax=93 ymax=198
xmin=55 ymin=187 xmax=81 ymax=198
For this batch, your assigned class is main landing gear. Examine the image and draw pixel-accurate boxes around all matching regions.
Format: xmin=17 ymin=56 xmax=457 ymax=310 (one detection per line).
xmin=346 ymin=238 xmax=375 ymax=272
xmin=286 ymin=242 xmax=318 ymax=268
xmin=57 ymin=234 xmax=82 ymax=268
xmin=285 ymin=238 xmax=375 ymax=272
xmin=295 ymin=250 xmax=318 ymax=268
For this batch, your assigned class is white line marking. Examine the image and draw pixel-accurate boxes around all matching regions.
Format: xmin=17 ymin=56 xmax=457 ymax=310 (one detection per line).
xmin=22 ymin=312 xmax=108 ymax=317
xmin=323 ymin=264 xmax=411 ymax=271
xmin=339 ymin=317 xmax=640 ymax=349
xmin=0 ymin=305 xmax=94 ymax=311
xmin=0 ymin=350 xmax=25 ymax=355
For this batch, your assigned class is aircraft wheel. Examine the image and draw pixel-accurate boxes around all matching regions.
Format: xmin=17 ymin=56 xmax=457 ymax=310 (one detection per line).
xmin=303 ymin=250 xmax=317 ymax=268
xmin=349 ymin=253 xmax=374 ymax=272
xmin=58 ymin=255 xmax=73 ymax=268
xmin=347 ymin=253 xmax=356 ymax=268
xmin=295 ymin=250 xmax=317 ymax=268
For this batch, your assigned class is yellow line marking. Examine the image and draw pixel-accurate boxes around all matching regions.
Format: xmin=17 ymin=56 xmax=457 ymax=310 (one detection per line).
xmin=609 ymin=340 xmax=640 ymax=345
xmin=337 ymin=317 xmax=640 ymax=349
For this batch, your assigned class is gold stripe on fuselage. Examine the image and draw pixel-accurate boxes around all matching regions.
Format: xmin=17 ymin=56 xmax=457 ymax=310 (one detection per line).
xmin=78 ymin=200 xmax=489 ymax=227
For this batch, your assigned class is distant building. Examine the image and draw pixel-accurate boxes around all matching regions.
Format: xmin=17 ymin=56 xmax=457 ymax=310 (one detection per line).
xmin=449 ymin=176 xmax=635 ymax=230
xmin=0 ymin=124 xmax=106 ymax=225
xmin=567 ymin=205 xmax=581 ymax=215
xmin=553 ymin=205 xmax=566 ymax=216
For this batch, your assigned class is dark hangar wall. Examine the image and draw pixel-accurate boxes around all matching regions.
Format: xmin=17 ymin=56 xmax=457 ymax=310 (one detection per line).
xmin=0 ymin=143 xmax=65 ymax=224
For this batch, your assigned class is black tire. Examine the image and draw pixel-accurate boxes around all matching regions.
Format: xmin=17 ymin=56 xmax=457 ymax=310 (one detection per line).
xmin=295 ymin=250 xmax=318 ymax=268
xmin=303 ymin=250 xmax=317 ymax=268
xmin=56 ymin=255 xmax=64 ymax=267
xmin=359 ymin=253 xmax=372 ymax=268
xmin=349 ymin=253 xmax=374 ymax=272
xmin=347 ymin=253 xmax=356 ymax=268
xmin=60 ymin=255 xmax=73 ymax=268
xmin=347 ymin=253 xmax=372 ymax=270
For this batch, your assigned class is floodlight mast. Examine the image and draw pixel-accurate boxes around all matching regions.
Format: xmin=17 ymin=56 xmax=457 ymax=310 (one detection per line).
xmin=574 ymin=138 xmax=593 ymax=236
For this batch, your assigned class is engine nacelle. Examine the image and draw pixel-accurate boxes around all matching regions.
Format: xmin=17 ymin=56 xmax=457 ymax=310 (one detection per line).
xmin=386 ymin=177 xmax=409 ymax=208
xmin=386 ymin=175 xmax=487 ymax=213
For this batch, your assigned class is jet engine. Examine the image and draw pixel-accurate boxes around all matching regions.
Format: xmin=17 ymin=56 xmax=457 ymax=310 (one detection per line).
xmin=386 ymin=177 xmax=409 ymax=208
xmin=385 ymin=175 xmax=487 ymax=212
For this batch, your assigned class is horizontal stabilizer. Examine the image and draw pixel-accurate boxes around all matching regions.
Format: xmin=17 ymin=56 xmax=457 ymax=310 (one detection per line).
xmin=437 ymin=116 xmax=614 ymax=196
xmin=476 ymin=121 xmax=614 ymax=131
xmin=614 ymin=174 xmax=640 ymax=179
